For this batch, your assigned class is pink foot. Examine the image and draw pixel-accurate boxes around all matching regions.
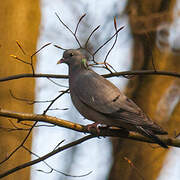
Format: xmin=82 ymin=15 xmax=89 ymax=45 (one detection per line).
xmin=86 ymin=122 xmax=101 ymax=134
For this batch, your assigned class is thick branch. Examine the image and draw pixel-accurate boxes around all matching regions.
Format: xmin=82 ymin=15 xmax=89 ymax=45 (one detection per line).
xmin=0 ymin=70 xmax=179 ymax=82
xmin=0 ymin=108 xmax=179 ymax=148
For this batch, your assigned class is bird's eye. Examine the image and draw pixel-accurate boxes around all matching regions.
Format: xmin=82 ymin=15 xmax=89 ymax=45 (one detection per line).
xmin=70 ymin=53 xmax=74 ymax=57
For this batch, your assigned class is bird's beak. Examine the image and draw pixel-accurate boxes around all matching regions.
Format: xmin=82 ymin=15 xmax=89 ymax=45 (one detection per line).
xmin=57 ymin=58 xmax=64 ymax=64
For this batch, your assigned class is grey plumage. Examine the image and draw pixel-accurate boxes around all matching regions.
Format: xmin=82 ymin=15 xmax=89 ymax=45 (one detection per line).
xmin=57 ymin=49 xmax=168 ymax=148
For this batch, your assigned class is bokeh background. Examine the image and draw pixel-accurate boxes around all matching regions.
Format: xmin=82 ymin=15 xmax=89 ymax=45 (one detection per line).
xmin=0 ymin=1 xmax=179 ymax=180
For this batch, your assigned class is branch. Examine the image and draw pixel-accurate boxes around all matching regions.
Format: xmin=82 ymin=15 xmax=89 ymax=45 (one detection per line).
xmin=11 ymin=43 xmax=51 ymax=75
xmin=22 ymin=145 xmax=91 ymax=177
xmin=0 ymin=108 xmax=179 ymax=148
xmin=55 ymin=13 xmax=82 ymax=48
xmin=0 ymin=135 xmax=94 ymax=179
xmin=103 ymin=70 xmax=180 ymax=78
xmin=0 ymin=120 xmax=37 ymax=165
xmin=0 ymin=70 xmax=179 ymax=82
xmin=43 ymin=89 xmax=69 ymax=115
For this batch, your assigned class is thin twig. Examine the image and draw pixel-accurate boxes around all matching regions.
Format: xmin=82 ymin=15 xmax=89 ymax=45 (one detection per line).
xmin=47 ymin=78 xmax=68 ymax=88
xmin=30 ymin=43 xmax=52 ymax=74
xmin=48 ymin=108 xmax=69 ymax=111
xmin=104 ymin=16 xmax=118 ymax=64
xmin=43 ymin=89 xmax=69 ymax=115
xmin=9 ymin=89 xmax=53 ymax=104
xmin=74 ymin=14 xmax=86 ymax=35
xmin=31 ymin=43 xmax=52 ymax=57
xmin=6 ymin=119 xmax=31 ymax=131
xmin=54 ymin=45 xmax=67 ymax=50
xmin=0 ymin=122 xmax=37 ymax=165
xmin=23 ymin=143 xmax=88 ymax=177
xmin=55 ymin=13 xmax=82 ymax=47
xmin=10 ymin=55 xmax=31 ymax=65
xmin=10 ymin=43 xmax=51 ymax=75
xmin=16 ymin=40 xmax=26 ymax=55
xmin=85 ymin=25 xmax=100 ymax=48
xmin=151 ymin=55 xmax=157 ymax=72
xmin=93 ymin=26 xmax=124 ymax=56
xmin=0 ymin=135 xmax=94 ymax=179
xmin=0 ymin=126 xmax=30 ymax=132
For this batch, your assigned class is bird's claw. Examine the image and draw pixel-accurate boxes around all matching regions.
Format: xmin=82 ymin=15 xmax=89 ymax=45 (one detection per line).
xmin=86 ymin=122 xmax=101 ymax=135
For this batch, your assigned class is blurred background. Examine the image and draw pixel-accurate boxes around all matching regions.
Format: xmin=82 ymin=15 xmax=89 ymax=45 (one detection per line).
xmin=0 ymin=0 xmax=179 ymax=180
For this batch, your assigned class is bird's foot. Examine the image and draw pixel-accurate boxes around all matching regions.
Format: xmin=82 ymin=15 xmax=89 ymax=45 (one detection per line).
xmin=86 ymin=122 xmax=101 ymax=134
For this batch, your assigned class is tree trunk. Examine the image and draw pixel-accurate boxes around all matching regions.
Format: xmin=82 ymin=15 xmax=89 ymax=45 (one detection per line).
xmin=109 ymin=1 xmax=179 ymax=180
xmin=0 ymin=0 xmax=40 ymax=179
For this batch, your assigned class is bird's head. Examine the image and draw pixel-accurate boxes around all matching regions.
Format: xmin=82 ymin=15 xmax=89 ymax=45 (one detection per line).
xmin=57 ymin=49 xmax=88 ymax=69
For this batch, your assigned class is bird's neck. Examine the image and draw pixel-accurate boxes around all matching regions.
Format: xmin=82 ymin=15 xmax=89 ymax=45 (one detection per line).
xmin=69 ymin=64 xmax=86 ymax=75
xmin=69 ymin=65 xmax=86 ymax=83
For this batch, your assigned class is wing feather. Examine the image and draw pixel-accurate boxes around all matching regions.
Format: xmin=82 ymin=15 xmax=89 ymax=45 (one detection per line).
xmin=72 ymin=70 xmax=140 ymax=114
xmin=70 ymin=69 xmax=166 ymax=133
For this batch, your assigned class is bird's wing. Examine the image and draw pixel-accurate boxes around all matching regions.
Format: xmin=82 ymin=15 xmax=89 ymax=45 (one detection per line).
xmin=71 ymin=70 xmax=166 ymax=131
xmin=72 ymin=70 xmax=141 ymax=115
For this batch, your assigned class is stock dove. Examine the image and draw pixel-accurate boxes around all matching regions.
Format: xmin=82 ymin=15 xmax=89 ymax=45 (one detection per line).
xmin=57 ymin=49 xmax=168 ymax=148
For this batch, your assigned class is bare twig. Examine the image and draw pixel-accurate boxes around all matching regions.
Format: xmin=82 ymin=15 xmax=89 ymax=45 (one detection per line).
xmin=93 ymin=26 xmax=124 ymax=56
xmin=53 ymin=140 xmax=65 ymax=150
xmin=105 ymin=62 xmax=117 ymax=72
xmin=53 ymin=45 xmax=67 ymax=50
xmin=10 ymin=42 xmax=51 ymax=75
xmin=20 ymin=122 xmax=55 ymax=128
xmin=16 ymin=40 xmax=26 ymax=55
xmin=85 ymin=25 xmax=100 ymax=48
xmin=9 ymin=89 xmax=53 ymax=104
xmin=48 ymin=108 xmax=69 ymax=111
xmin=43 ymin=89 xmax=69 ymax=115
xmin=31 ymin=43 xmax=51 ymax=57
xmin=104 ymin=16 xmax=119 ymax=64
xmin=102 ymin=70 xmax=180 ymax=78
xmin=0 ymin=135 xmax=94 ymax=179
xmin=89 ymin=62 xmax=116 ymax=73
xmin=0 ymin=126 xmax=30 ymax=132
xmin=30 ymin=43 xmax=52 ymax=74
xmin=3 ymin=119 xmax=31 ymax=131
xmin=23 ymin=143 xmax=89 ymax=177
xmin=0 ymin=70 xmax=179 ymax=83
xmin=47 ymin=78 xmax=68 ymax=88
xmin=74 ymin=13 xmax=86 ymax=35
xmin=10 ymin=55 xmax=31 ymax=65
xmin=55 ymin=12 xmax=82 ymax=47
xmin=151 ymin=55 xmax=157 ymax=72
xmin=0 ymin=121 xmax=37 ymax=165
xmin=0 ymin=73 xmax=68 ymax=82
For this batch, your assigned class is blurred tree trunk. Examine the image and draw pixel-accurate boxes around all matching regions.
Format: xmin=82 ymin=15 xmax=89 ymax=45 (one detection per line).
xmin=0 ymin=0 xmax=40 ymax=179
xmin=109 ymin=1 xmax=180 ymax=180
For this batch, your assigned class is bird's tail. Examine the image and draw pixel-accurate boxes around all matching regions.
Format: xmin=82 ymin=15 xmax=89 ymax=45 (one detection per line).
xmin=137 ymin=126 xmax=168 ymax=148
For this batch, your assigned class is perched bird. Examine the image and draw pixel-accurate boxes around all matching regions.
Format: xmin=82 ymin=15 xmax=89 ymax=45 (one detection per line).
xmin=57 ymin=49 xmax=168 ymax=148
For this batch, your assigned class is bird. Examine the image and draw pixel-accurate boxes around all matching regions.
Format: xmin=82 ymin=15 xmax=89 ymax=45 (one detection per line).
xmin=57 ymin=48 xmax=168 ymax=148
